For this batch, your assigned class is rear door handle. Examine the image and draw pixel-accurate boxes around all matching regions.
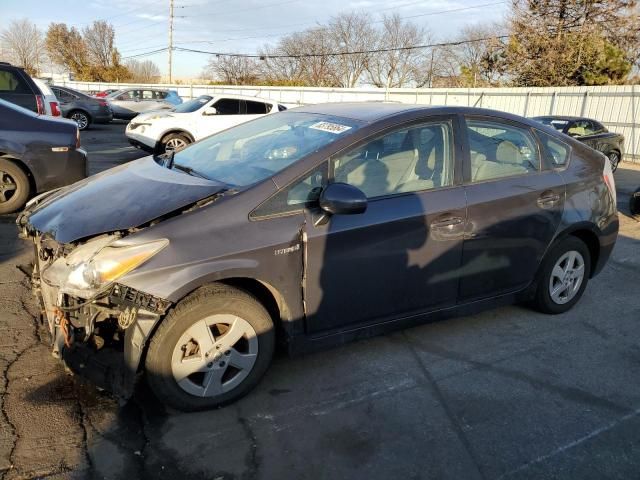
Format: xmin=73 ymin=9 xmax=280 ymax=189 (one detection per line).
xmin=537 ymin=192 xmax=560 ymax=208
xmin=430 ymin=216 xmax=463 ymax=229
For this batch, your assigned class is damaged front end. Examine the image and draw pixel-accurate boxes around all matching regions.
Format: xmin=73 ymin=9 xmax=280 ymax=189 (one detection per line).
xmin=17 ymin=215 xmax=172 ymax=399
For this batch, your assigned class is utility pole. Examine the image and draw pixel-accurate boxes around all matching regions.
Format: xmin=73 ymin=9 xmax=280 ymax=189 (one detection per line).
xmin=168 ymin=0 xmax=174 ymax=83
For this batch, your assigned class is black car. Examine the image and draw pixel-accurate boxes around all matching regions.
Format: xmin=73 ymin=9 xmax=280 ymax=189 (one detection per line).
xmin=532 ymin=116 xmax=624 ymax=171
xmin=0 ymin=99 xmax=87 ymax=214
xmin=51 ymin=85 xmax=113 ymax=130
xmin=0 ymin=61 xmax=46 ymax=114
xmin=18 ymin=104 xmax=618 ymax=411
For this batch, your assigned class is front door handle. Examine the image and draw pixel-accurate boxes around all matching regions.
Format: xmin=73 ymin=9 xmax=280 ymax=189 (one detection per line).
xmin=537 ymin=192 xmax=560 ymax=208
xmin=430 ymin=216 xmax=463 ymax=229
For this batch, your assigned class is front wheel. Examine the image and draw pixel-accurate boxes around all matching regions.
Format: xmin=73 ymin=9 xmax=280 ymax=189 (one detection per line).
xmin=145 ymin=284 xmax=275 ymax=411
xmin=533 ymin=236 xmax=591 ymax=314
xmin=160 ymin=132 xmax=191 ymax=154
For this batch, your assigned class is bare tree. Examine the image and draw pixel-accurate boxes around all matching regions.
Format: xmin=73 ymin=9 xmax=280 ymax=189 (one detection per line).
xmin=125 ymin=59 xmax=161 ymax=83
xmin=260 ymin=27 xmax=337 ymax=86
xmin=203 ymin=55 xmax=259 ymax=85
xmin=83 ymin=21 xmax=118 ymax=69
xmin=0 ymin=19 xmax=45 ymax=75
xmin=327 ymin=12 xmax=378 ymax=87
xmin=366 ymin=14 xmax=430 ymax=88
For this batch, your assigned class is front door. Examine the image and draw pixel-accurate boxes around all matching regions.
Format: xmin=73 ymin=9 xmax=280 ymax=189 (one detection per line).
xmin=303 ymin=118 xmax=466 ymax=334
xmin=458 ymin=116 xmax=565 ymax=301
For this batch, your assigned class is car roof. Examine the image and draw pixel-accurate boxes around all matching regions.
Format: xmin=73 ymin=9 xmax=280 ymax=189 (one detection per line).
xmin=291 ymin=103 xmax=551 ymax=126
xmin=212 ymin=93 xmax=275 ymax=103
xmin=533 ymin=115 xmax=590 ymax=122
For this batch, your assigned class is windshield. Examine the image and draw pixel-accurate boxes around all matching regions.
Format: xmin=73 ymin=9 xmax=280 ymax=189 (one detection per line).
xmin=174 ymin=95 xmax=212 ymax=113
xmin=172 ymin=112 xmax=362 ymax=187
xmin=534 ymin=117 xmax=568 ymax=131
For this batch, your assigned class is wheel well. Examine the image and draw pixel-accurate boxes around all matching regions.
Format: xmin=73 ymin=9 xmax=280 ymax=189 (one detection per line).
xmin=219 ymin=278 xmax=290 ymax=342
xmin=161 ymin=129 xmax=194 ymax=143
xmin=138 ymin=278 xmax=291 ymax=372
xmin=569 ymin=229 xmax=600 ymax=278
xmin=0 ymin=155 xmax=36 ymax=194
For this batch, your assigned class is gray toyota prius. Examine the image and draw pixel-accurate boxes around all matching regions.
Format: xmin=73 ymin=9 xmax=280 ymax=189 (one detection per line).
xmin=17 ymin=103 xmax=618 ymax=411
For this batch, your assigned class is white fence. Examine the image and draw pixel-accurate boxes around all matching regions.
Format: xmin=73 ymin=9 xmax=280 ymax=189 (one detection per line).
xmin=60 ymin=81 xmax=640 ymax=162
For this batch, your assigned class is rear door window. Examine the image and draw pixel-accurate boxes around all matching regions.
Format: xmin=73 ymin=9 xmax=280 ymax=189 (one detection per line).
xmin=213 ymin=98 xmax=241 ymax=115
xmin=0 ymin=69 xmax=30 ymax=93
xmin=245 ymin=100 xmax=271 ymax=114
xmin=465 ymin=119 xmax=540 ymax=182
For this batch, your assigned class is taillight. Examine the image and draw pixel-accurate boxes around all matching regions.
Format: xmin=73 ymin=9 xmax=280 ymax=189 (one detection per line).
xmin=50 ymin=101 xmax=61 ymax=116
xmin=76 ymin=128 xmax=81 ymax=149
xmin=35 ymin=95 xmax=45 ymax=115
xmin=602 ymin=155 xmax=616 ymax=208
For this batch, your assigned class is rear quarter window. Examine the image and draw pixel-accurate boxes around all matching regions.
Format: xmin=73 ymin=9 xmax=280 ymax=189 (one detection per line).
xmin=0 ymin=69 xmax=30 ymax=93
xmin=536 ymin=130 xmax=570 ymax=168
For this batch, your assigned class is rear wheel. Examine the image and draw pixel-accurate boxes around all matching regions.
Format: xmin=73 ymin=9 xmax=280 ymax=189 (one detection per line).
xmin=160 ymin=133 xmax=191 ymax=154
xmin=69 ymin=110 xmax=91 ymax=130
xmin=0 ymin=159 xmax=30 ymax=214
xmin=607 ymin=151 xmax=620 ymax=172
xmin=145 ymin=284 xmax=275 ymax=411
xmin=533 ymin=236 xmax=591 ymax=314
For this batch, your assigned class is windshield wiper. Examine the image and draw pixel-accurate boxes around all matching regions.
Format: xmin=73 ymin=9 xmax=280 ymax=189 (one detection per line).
xmin=172 ymin=163 xmax=214 ymax=181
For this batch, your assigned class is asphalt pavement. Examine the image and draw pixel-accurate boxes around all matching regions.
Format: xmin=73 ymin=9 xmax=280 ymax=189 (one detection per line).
xmin=1 ymin=124 xmax=639 ymax=479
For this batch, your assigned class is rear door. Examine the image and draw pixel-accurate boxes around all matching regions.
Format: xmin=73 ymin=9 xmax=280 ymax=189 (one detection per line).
xmin=51 ymin=87 xmax=76 ymax=116
xmin=0 ymin=67 xmax=37 ymax=112
xmin=459 ymin=116 xmax=565 ymax=302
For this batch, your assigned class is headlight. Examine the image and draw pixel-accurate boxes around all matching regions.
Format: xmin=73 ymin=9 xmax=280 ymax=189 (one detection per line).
xmin=42 ymin=238 xmax=168 ymax=298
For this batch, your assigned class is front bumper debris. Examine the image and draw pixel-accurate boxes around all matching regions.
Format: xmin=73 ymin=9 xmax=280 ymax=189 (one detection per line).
xmin=22 ymin=226 xmax=171 ymax=399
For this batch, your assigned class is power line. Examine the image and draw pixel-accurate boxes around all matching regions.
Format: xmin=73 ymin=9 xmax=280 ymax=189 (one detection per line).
xmin=170 ymin=35 xmax=509 ymax=59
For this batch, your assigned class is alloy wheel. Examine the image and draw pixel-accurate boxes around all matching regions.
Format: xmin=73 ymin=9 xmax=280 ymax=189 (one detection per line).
xmin=0 ymin=170 xmax=17 ymax=204
xmin=171 ymin=314 xmax=258 ymax=397
xmin=71 ymin=112 xmax=89 ymax=130
xmin=548 ymin=250 xmax=585 ymax=305
xmin=607 ymin=152 xmax=620 ymax=172
xmin=165 ymin=138 xmax=188 ymax=152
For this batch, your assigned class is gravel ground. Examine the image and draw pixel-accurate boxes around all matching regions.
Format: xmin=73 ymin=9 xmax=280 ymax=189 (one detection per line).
xmin=1 ymin=124 xmax=639 ymax=479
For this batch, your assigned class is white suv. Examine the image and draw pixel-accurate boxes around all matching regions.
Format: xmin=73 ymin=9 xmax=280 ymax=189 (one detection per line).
xmin=126 ymin=94 xmax=285 ymax=154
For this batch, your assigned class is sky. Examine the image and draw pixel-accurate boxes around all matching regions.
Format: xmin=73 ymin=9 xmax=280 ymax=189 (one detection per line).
xmin=0 ymin=0 xmax=510 ymax=79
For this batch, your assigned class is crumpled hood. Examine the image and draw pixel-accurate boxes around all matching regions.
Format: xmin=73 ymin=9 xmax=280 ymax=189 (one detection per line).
xmin=26 ymin=156 xmax=226 ymax=243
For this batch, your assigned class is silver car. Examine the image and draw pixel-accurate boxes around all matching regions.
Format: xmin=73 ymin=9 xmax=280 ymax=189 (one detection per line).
xmin=106 ymin=88 xmax=181 ymax=120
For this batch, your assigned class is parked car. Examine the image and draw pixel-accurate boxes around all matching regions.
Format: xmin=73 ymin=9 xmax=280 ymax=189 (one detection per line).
xmin=17 ymin=104 xmax=618 ymax=411
xmin=106 ymin=88 xmax=182 ymax=120
xmin=126 ymin=94 xmax=285 ymax=154
xmin=0 ymin=61 xmax=46 ymax=114
xmin=32 ymin=78 xmax=61 ymax=117
xmin=0 ymin=99 xmax=86 ymax=214
xmin=50 ymin=85 xmax=113 ymax=130
xmin=531 ymin=116 xmax=624 ymax=172
xmin=94 ymin=89 xmax=119 ymax=98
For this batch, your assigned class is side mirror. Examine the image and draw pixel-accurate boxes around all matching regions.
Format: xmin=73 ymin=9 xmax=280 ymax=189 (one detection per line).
xmin=203 ymin=106 xmax=217 ymax=116
xmin=319 ymin=183 xmax=367 ymax=215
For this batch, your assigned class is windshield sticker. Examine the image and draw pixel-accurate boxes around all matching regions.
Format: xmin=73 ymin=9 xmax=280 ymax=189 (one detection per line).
xmin=309 ymin=121 xmax=352 ymax=134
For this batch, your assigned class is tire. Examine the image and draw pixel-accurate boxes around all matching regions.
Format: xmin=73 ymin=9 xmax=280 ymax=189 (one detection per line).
xmin=607 ymin=151 xmax=620 ymax=173
xmin=145 ymin=284 xmax=275 ymax=411
xmin=533 ymin=236 xmax=591 ymax=314
xmin=630 ymin=187 xmax=640 ymax=219
xmin=160 ymin=132 xmax=191 ymax=154
xmin=69 ymin=110 xmax=91 ymax=130
xmin=0 ymin=159 xmax=31 ymax=215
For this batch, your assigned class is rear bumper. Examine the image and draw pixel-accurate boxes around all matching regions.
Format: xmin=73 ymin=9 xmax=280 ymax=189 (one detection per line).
xmin=593 ymin=215 xmax=619 ymax=277
xmin=33 ymin=147 xmax=88 ymax=193
xmin=92 ymin=111 xmax=113 ymax=124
